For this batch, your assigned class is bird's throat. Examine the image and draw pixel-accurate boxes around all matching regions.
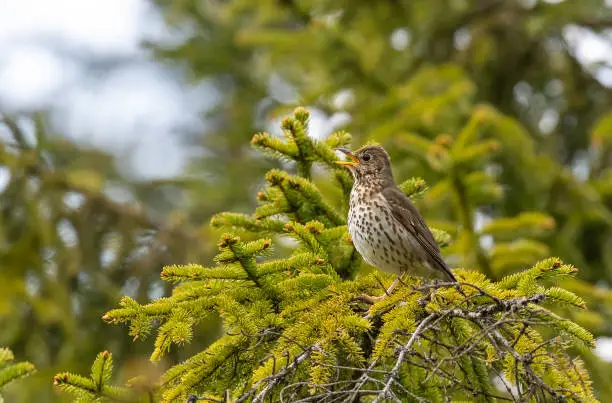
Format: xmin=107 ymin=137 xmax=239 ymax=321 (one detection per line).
xmin=353 ymin=175 xmax=389 ymax=193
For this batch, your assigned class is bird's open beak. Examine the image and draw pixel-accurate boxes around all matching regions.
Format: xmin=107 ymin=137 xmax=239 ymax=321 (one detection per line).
xmin=334 ymin=148 xmax=360 ymax=167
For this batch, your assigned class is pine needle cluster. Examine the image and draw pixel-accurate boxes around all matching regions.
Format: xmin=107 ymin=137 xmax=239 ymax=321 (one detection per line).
xmin=0 ymin=347 xmax=35 ymax=402
xmin=55 ymin=108 xmax=598 ymax=402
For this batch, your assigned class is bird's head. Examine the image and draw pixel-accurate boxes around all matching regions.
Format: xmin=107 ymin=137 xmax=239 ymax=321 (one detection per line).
xmin=334 ymin=145 xmax=394 ymax=186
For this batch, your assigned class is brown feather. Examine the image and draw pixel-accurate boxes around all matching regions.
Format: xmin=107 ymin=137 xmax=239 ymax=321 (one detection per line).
xmin=381 ymin=187 xmax=456 ymax=281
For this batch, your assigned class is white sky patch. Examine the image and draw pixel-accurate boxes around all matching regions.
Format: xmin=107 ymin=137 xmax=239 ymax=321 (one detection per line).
xmin=332 ymin=89 xmax=355 ymax=110
xmin=390 ymin=28 xmax=411 ymax=51
xmin=563 ymin=25 xmax=612 ymax=87
xmin=268 ymin=73 xmax=298 ymax=105
xmin=538 ymin=108 xmax=559 ymax=135
xmin=570 ymin=149 xmax=591 ymax=182
xmin=453 ymin=28 xmax=472 ymax=51
xmin=0 ymin=44 xmax=82 ymax=110
xmin=563 ymin=25 xmax=612 ymax=65
xmin=51 ymin=63 xmax=209 ymax=178
xmin=0 ymin=0 xmax=164 ymax=58
xmin=596 ymin=337 xmax=612 ymax=362
xmin=0 ymin=0 xmax=205 ymax=179
xmin=475 ymin=211 xmax=494 ymax=250
xmin=0 ymin=167 xmax=10 ymax=193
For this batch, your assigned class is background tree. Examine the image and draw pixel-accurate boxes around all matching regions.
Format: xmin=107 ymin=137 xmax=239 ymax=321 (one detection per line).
xmin=0 ymin=115 xmax=219 ymax=401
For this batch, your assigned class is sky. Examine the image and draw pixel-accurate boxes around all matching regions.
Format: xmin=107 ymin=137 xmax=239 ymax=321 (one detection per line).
xmin=1 ymin=0 xmax=612 ymax=360
xmin=0 ymin=0 xmax=210 ymax=178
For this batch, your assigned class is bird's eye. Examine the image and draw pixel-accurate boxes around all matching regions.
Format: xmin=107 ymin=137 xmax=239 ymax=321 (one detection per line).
xmin=362 ymin=153 xmax=371 ymax=162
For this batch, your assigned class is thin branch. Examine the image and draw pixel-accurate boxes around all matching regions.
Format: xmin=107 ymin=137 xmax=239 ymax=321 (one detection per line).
xmin=372 ymin=313 xmax=437 ymax=403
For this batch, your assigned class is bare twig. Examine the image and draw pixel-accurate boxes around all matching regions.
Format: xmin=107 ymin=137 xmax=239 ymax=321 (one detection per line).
xmin=372 ymin=313 xmax=437 ymax=403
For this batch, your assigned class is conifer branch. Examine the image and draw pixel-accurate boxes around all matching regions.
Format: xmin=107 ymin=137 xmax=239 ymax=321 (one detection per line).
xmin=57 ymin=108 xmax=600 ymax=403
xmin=247 ymin=342 xmax=323 ymax=403
xmin=53 ymin=351 xmax=144 ymax=402
xmin=0 ymin=347 xmax=36 ymax=396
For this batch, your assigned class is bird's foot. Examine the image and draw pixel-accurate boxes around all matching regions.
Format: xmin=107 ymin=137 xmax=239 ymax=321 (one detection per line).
xmin=356 ymin=277 xmax=403 ymax=304
xmin=355 ymin=294 xmax=387 ymax=304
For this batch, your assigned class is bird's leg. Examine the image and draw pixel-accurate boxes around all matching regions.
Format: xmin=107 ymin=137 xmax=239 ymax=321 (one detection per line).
xmin=356 ymin=275 xmax=403 ymax=304
xmin=384 ymin=276 xmax=401 ymax=296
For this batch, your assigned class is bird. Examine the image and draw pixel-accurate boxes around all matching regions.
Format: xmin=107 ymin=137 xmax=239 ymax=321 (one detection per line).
xmin=335 ymin=145 xmax=457 ymax=300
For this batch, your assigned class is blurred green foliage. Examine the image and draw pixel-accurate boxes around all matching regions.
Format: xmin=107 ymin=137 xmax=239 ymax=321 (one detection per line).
xmin=0 ymin=116 xmax=220 ymax=401
xmin=2 ymin=0 xmax=612 ymax=400
xmin=0 ymin=346 xmax=35 ymax=402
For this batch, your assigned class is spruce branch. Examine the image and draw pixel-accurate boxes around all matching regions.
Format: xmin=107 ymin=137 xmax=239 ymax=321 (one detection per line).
xmin=60 ymin=108 xmax=600 ymax=403
xmin=398 ymin=177 xmax=429 ymax=199
xmin=260 ymin=170 xmax=344 ymax=227
xmin=0 ymin=347 xmax=35 ymax=395
xmin=211 ymin=212 xmax=286 ymax=233
xmin=54 ymin=351 xmax=146 ymax=402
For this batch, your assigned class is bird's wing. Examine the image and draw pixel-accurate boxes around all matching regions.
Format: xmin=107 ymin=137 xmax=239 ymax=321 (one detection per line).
xmin=381 ymin=186 xmax=456 ymax=281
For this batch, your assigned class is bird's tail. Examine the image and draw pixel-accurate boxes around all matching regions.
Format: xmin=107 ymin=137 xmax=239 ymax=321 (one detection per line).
xmin=440 ymin=261 xmax=457 ymax=282
xmin=439 ymin=263 xmax=467 ymax=296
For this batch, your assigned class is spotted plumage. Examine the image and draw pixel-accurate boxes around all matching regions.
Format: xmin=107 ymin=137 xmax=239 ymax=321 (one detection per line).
xmin=336 ymin=145 xmax=456 ymax=282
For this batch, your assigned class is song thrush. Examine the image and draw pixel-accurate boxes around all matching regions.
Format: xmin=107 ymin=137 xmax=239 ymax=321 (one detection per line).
xmin=335 ymin=145 xmax=456 ymax=298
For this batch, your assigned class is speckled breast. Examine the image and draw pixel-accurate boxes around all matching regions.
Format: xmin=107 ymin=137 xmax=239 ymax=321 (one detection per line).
xmin=348 ymin=190 xmax=422 ymax=275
